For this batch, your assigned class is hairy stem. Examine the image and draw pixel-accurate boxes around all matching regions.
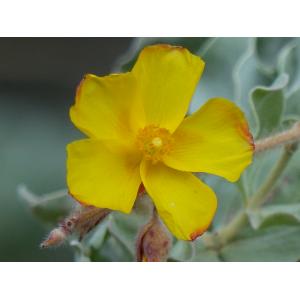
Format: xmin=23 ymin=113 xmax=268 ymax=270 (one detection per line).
xmin=255 ymin=122 xmax=300 ymax=153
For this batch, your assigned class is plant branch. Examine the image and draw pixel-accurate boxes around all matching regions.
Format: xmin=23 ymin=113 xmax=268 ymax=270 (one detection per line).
xmin=248 ymin=143 xmax=297 ymax=210
xmin=255 ymin=122 xmax=300 ymax=153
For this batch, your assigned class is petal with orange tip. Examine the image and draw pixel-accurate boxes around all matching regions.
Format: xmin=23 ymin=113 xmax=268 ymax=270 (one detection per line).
xmin=70 ymin=73 xmax=141 ymax=145
xmin=164 ymin=98 xmax=254 ymax=182
xmin=140 ymin=160 xmax=217 ymax=241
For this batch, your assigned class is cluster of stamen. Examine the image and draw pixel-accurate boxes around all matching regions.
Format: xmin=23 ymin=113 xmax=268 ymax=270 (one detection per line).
xmin=136 ymin=125 xmax=174 ymax=163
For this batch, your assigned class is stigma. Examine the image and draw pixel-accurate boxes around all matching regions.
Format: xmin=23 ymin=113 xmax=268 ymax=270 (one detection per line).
xmin=136 ymin=125 xmax=174 ymax=163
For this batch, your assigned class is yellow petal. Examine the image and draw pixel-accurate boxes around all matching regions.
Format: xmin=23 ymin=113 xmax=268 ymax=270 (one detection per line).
xmin=132 ymin=44 xmax=205 ymax=133
xmin=140 ymin=160 xmax=217 ymax=241
xmin=70 ymin=73 xmax=140 ymax=144
xmin=67 ymin=139 xmax=141 ymax=213
xmin=164 ymin=98 xmax=254 ymax=182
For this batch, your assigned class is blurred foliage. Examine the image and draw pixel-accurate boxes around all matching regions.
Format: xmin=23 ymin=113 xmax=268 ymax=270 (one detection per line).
xmin=20 ymin=37 xmax=300 ymax=262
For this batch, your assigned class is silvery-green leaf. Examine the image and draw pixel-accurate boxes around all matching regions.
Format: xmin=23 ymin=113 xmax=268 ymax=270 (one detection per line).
xmin=278 ymin=38 xmax=300 ymax=95
xmin=108 ymin=200 xmax=152 ymax=258
xmin=268 ymin=148 xmax=300 ymax=206
xmin=284 ymin=88 xmax=300 ymax=122
xmin=18 ymin=185 xmax=73 ymax=224
xmin=233 ymin=38 xmax=271 ymax=129
xmin=169 ymin=238 xmax=220 ymax=262
xmin=250 ymin=73 xmax=288 ymax=138
xmin=242 ymin=148 xmax=281 ymax=198
xmin=91 ymin=235 xmax=133 ymax=262
xmin=169 ymin=240 xmax=194 ymax=261
xmin=221 ymin=225 xmax=300 ymax=261
xmin=108 ymin=213 xmax=140 ymax=256
xmin=248 ymin=204 xmax=300 ymax=229
xmin=192 ymin=239 xmax=220 ymax=262
xmin=70 ymin=240 xmax=92 ymax=262
xmin=86 ymin=219 xmax=109 ymax=250
xmin=256 ymin=37 xmax=295 ymax=76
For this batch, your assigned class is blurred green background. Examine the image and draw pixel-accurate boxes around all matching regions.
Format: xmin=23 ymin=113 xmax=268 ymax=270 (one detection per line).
xmin=0 ymin=38 xmax=132 ymax=261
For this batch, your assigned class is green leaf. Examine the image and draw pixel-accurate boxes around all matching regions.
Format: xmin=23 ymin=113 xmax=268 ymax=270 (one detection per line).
xmin=278 ymin=38 xmax=300 ymax=95
xmin=233 ymin=38 xmax=271 ymax=128
xmin=18 ymin=185 xmax=73 ymax=224
xmin=192 ymin=240 xmax=220 ymax=262
xmin=169 ymin=240 xmax=194 ymax=261
xmin=86 ymin=219 xmax=109 ymax=249
xmin=284 ymin=88 xmax=300 ymax=122
xmin=250 ymin=73 xmax=288 ymax=138
xmin=108 ymin=213 xmax=140 ymax=256
xmin=221 ymin=225 xmax=300 ymax=261
xmin=106 ymin=198 xmax=152 ymax=259
xmin=268 ymin=149 xmax=300 ymax=205
xmin=256 ymin=37 xmax=295 ymax=76
xmin=91 ymin=234 xmax=133 ymax=262
xmin=70 ymin=240 xmax=92 ymax=262
xmin=248 ymin=204 xmax=300 ymax=229
xmin=169 ymin=239 xmax=220 ymax=262
xmin=243 ymin=146 xmax=300 ymax=224
xmin=241 ymin=148 xmax=281 ymax=202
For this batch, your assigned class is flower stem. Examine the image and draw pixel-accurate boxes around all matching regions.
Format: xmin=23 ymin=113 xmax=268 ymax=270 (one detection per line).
xmin=216 ymin=211 xmax=248 ymax=246
xmin=248 ymin=143 xmax=297 ymax=210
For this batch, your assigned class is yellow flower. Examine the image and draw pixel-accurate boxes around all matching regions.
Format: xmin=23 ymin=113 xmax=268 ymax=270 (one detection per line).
xmin=67 ymin=44 xmax=254 ymax=241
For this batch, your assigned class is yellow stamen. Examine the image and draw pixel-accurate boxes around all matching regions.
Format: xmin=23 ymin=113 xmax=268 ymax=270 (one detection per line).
xmin=136 ymin=125 xmax=173 ymax=163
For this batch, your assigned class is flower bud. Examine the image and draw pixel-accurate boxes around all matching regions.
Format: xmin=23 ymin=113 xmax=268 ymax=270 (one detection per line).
xmin=40 ymin=205 xmax=110 ymax=248
xmin=136 ymin=214 xmax=172 ymax=262
xmin=40 ymin=227 xmax=68 ymax=248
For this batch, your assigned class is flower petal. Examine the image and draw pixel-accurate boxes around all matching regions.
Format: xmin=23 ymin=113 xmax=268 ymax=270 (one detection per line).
xmin=164 ymin=98 xmax=254 ymax=182
xmin=132 ymin=44 xmax=205 ymax=133
xmin=140 ymin=160 xmax=217 ymax=241
xmin=67 ymin=139 xmax=141 ymax=213
xmin=70 ymin=73 xmax=141 ymax=144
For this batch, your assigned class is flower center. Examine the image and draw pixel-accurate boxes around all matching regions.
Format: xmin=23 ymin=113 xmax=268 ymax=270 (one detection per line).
xmin=136 ymin=125 xmax=174 ymax=163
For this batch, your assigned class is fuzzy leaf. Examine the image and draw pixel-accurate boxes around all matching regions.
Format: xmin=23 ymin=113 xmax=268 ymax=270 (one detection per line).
xmin=169 ymin=240 xmax=194 ymax=261
xmin=250 ymin=73 xmax=288 ymax=138
xmin=192 ymin=240 xmax=220 ymax=262
xmin=221 ymin=225 xmax=300 ymax=261
xmin=278 ymin=39 xmax=300 ymax=95
xmin=284 ymin=88 xmax=300 ymax=122
xmin=248 ymin=204 xmax=300 ymax=229
xmin=103 ymin=197 xmax=152 ymax=261
xmin=233 ymin=38 xmax=271 ymax=129
xmin=86 ymin=219 xmax=109 ymax=249
xmin=169 ymin=239 xmax=220 ymax=262
xmin=256 ymin=37 xmax=295 ymax=75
